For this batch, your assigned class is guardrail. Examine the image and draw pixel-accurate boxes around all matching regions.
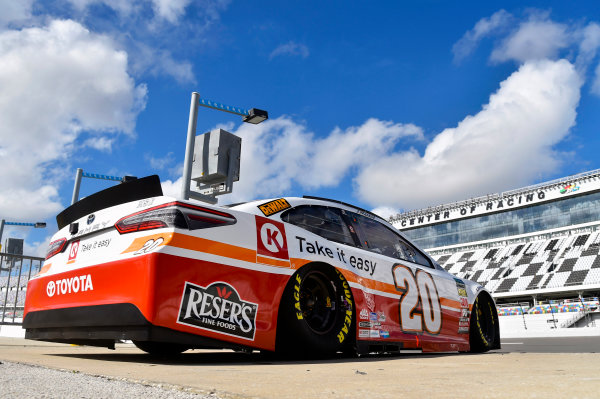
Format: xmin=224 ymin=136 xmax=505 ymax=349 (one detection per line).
xmin=1 ymin=252 xmax=44 ymax=325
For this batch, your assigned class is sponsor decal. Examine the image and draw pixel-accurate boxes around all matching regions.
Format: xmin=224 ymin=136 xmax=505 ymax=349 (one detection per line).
xmin=256 ymin=216 xmax=289 ymax=260
xmin=81 ymin=238 xmax=111 ymax=253
xmin=67 ymin=240 xmax=80 ymax=262
xmin=377 ymin=311 xmax=386 ymax=322
xmin=359 ymin=308 xmax=369 ymax=320
xmin=177 ymin=281 xmax=258 ymax=341
xmin=369 ymin=330 xmax=380 ymax=338
xmin=359 ymin=329 xmax=370 ymax=338
xmin=454 ymin=278 xmax=468 ymax=298
xmin=381 ymin=331 xmax=390 ymax=339
xmin=258 ymin=198 xmax=291 ymax=216
xmin=458 ymin=327 xmax=469 ymax=334
xmin=46 ymin=274 xmax=93 ymax=297
xmin=335 ymin=269 xmax=354 ymax=344
xmin=359 ymin=321 xmax=381 ymax=328
xmin=133 ymin=238 xmax=164 ymax=255
xmin=369 ymin=312 xmax=378 ymax=321
xmin=87 ymin=214 xmax=95 ymax=225
xmin=137 ymin=198 xmax=155 ymax=208
xmin=560 ymin=184 xmax=580 ymax=195
xmin=460 ymin=297 xmax=469 ymax=309
xmin=364 ymin=291 xmax=375 ymax=311
xmin=72 ymin=220 xmax=112 ymax=238
xmin=461 ymin=308 xmax=470 ymax=318
xmin=294 ymin=236 xmax=377 ymax=276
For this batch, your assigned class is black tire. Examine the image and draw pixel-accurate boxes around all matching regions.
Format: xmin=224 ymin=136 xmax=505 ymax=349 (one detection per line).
xmin=133 ymin=341 xmax=189 ymax=356
xmin=469 ymin=294 xmax=499 ymax=352
xmin=277 ymin=265 xmax=354 ymax=356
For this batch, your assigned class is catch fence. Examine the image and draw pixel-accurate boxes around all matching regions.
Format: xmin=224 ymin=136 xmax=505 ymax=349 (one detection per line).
xmin=0 ymin=252 xmax=44 ymax=325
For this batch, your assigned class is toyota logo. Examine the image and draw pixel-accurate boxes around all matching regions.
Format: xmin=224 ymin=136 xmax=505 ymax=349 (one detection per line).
xmin=46 ymin=281 xmax=56 ymax=297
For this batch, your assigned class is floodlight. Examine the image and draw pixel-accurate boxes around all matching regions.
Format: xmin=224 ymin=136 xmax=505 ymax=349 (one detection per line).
xmin=243 ymin=108 xmax=269 ymax=124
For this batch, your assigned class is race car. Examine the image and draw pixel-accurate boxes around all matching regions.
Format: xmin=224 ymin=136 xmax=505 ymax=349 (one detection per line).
xmin=24 ymin=175 xmax=500 ymax=356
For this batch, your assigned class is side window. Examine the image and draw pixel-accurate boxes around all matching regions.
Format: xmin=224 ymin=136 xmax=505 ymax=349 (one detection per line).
xmin=350 ymin=213 xmax=432 ymax=268
xmin=281 ymin=206 xmax=355 ymax=246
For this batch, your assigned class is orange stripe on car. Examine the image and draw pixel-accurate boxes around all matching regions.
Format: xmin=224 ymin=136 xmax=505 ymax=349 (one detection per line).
xmin=169 ymin=233 xmax=256 ymax=264
xmin=256 ymin=256 xmax=290 ymax=268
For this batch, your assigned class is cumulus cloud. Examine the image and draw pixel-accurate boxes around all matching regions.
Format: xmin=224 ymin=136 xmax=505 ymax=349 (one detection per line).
xmin=161 ymin=117 xmax=422 ymax=204
xmin=453 ymin=10 xmax=512 ymax=63
xmin=151 ymin=0 xmax=192 ymax=23
xmin=270 ymin=41 xmax=310 ymax=60
xmin=491 ymin=17 xmax=571 ymax=63
xmin=0 ymin=19 xmax=146 ymax=220
xmin=355 ymin=59 xmax=582 ymax=209
xmin=0 ymin=0 xmax=34 ymax=28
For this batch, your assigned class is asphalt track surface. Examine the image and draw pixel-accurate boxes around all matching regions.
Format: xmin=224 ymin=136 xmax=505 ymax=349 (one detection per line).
xmin=0 ymin=337 xmax=599 ymax=398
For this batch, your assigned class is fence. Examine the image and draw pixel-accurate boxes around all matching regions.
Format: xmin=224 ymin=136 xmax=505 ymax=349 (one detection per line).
xmin=0 ymin=252 xmax=44 ymax=325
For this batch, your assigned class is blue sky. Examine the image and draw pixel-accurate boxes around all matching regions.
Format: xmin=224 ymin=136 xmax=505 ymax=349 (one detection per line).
xmin=2 ymin=0 xmax=600 ymax=255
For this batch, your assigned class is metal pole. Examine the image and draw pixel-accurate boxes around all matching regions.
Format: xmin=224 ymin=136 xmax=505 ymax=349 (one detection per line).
xmin=71 ymin=168 xmax=83 ymax=205
xmin=181 ymin=92 xmax=200 ymax=200
xmin=0 ymin=219 xmax=4 ymax=253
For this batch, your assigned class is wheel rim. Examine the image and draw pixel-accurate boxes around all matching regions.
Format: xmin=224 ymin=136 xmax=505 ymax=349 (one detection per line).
xmin=299 ymin=271 xmax=338 ymax=334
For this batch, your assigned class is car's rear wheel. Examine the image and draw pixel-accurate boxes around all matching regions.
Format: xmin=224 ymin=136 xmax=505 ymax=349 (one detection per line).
xmin=277 ymin=264 xmax=354 ymax=357
xmin=133 ymin=341 xmax=189 ymax=356
xmin=469 ymin=294 xmax=498 ymax=352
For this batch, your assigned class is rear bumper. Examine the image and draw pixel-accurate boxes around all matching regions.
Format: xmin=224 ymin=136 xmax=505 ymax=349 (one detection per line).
xmin=24 ymin=303 xmax=253 ymax=351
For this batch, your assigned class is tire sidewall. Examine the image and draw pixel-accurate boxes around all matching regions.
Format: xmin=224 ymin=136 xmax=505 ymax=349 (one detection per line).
xmin=278 ymin=264 xmax=354 ymax=355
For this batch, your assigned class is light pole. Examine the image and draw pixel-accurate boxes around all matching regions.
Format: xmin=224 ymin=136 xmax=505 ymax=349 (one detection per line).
xmin=180 ymin=92 xmax=268 ymax=203
xmin=0 ymin=220 xmax=47 ymax=253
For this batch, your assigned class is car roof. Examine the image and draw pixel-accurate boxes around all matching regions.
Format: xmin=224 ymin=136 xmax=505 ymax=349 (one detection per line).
xmin=228 ymin=196 xmax=388 ymax=224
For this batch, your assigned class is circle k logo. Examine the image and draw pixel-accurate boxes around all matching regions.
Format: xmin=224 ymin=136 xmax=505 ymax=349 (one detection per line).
xmin=255 ymin=216 xmax=289 ymax=260
xmin=68 ymin=240 xmax=80 ymax=262
xmin=260 ymin=223 xmax=284 ymax=253
xmin=46 ymin=281 xmax=56 ymax=297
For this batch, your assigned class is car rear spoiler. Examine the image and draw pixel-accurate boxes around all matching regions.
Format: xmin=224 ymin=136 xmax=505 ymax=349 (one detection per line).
xmin=56 ymin=175 xmax=163 ymax=230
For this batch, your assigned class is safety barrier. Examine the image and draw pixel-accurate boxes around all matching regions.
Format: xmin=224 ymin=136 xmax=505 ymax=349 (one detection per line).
xmin=0 ymin=252 xmax=43 ymax=325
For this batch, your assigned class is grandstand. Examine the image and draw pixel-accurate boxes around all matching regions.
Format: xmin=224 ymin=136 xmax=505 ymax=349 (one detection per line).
xmin=391 ymin=168 xmax=600 ymax=332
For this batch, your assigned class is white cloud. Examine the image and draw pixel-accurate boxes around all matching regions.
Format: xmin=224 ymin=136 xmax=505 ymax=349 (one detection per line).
xmin=593 ymin=63 xmax=600 ymax=95
xmin=161 ymin=177 xmax=182 ymax=198
xmin=0 ymin=0 xmax=34 ymax=28
xmin=270 ymin=41 xmax=310 ymax=60
xmin=453 ymin=10 xmax=512 ymax=62
xmin=161 ymin=117 xmax=422 ymax=204
xmin=0 ymin=19 xmax=146 ymax=221
xmin=216 ymin=117 xmax=421 ymax=203
xmin=490 ymin=17 xmax=571 ymax=63
xmin=84 ymin=136 xmax=115 ymax=152
xmin=151 ymin=0 xmax=191 ymax=23
xmin=355 ymin=59 xmax=582 ymax=210
xmin=146 ymin=151 xmax=175 ymax=170
xmin=130 ymin=44 xmax=196 ymax=84
xmin=371 ymin=206 xmax=401 ymax=221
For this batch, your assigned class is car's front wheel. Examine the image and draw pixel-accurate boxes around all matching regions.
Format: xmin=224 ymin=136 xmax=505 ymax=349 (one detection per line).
xmin=277 ymin=264 xmax=354 ymax=357
xmin=469 ymin=294 xmax=499 ymax=352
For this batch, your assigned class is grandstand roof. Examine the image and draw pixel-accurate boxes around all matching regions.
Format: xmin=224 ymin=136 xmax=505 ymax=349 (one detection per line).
xmin=391 ymin=168 xmax=600 ymax=229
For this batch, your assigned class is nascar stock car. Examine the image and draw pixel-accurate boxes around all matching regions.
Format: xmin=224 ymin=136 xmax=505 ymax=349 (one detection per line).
xmin=24 ymin=175 xmax=500 ymax=356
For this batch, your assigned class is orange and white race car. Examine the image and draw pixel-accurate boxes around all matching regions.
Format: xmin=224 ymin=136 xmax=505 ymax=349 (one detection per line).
xmin=24 ymin=175 xmax=500 ymax=356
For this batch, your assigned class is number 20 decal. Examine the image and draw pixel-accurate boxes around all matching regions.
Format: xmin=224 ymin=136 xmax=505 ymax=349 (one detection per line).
xmin=392 ymin=264 xmax=442 ymax=334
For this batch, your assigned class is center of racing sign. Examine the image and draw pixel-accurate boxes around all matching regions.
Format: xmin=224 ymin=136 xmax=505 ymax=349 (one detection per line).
xmin=255 ymin=216 xmax=289 ymax=260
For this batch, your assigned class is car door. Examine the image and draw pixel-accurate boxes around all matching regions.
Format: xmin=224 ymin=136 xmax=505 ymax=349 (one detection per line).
xmin=346 ymin=212 xmax=468 ymax=349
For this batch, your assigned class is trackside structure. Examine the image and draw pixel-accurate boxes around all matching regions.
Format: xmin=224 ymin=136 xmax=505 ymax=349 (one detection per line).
xmin=390 ymin=169 xmax=600 ymax=334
